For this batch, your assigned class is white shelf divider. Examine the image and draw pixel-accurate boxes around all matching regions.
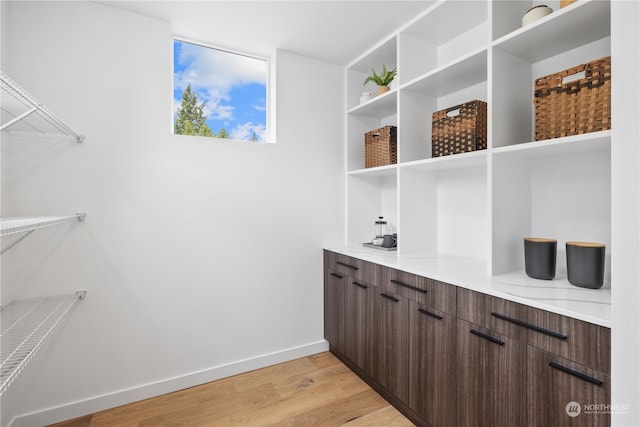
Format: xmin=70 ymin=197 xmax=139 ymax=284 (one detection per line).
xmin=0 ymin=291 xmax=86 ymax=396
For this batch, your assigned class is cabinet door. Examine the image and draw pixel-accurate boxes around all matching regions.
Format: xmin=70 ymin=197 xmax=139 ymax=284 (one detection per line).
xmin=324 ymin=269 xmax=347 ymax=355
xmin=528 ymin=347 xmax=611 ymax=427
xmin=373 ymin=287 xmax=409 ymax=403
xmin=409 ymin=301 xmax=457 ymax=427
xmin=345 ymin=278 xmax=374 ymax=376
xmin=457 ymin=319 xmax=526 ymax=427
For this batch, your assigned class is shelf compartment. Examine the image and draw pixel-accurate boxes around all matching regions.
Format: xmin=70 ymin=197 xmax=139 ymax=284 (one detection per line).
xmin=492 ymin=130 xmax=611 ymax=160
xmin=492 ymin=0 xmax=610 ymax=63
xmin=399 ymin=164 xmax=488 ymax=259
xmin=348 ymin=173 xmax=398 ymax=248
xmin=348 ymin=89 xmax=397 ymax=118
xmin=402 ymin=48 xmax=487 ymax=98
xmin=491 ymin=142 xmax=610 ymax=276
xmin=348 ymin=164 xmax=397 ymax=178
xmin=398 ymin=51 xmax=487 ymax=163
xmin=492 ymin=31 xmax=610 ymax=149
xmin=1 ymin=214 xmax=86 ymax=255
xmin=0 ymin=291 xmax=86 ymax=395
xmin=401 ymin=150 xmax=487 ymax=172
xmin=347 ymin=36 xmax=398 ymax=111
xmin=1 ymin=71 xmax=84 ymax=142
xmin=399 ymin=0 xmax=488 ymax=83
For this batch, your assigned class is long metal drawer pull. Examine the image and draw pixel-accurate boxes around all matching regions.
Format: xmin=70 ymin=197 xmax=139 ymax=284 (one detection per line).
xmin=490 ymin=312 xmax=568 ymax=341
xmin=352 ymin=281 xmax=368 ymax=289
xmin=418 ymin=308 xmax=443 ymax=320
xmin=380 ymin=293 xmax=399 ymax=303
xmin=336 ymin=261 xmax=358 ymax=270
xmin=549 ymin=362 xmax=604 ymax=386
xmin=330 ymin=273 xmax=343 ymax=279
xmin=390 ymin=279 xmax=427 ymax=294
xmin=470 ymin=329 xmax=505 ymax=346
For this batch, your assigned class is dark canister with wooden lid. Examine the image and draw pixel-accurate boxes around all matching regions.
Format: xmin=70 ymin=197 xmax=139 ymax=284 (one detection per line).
xmin=566 ymin=241 xmax=606 ymax=289
xmin=524 ymin=237 xmax=557 ymax=280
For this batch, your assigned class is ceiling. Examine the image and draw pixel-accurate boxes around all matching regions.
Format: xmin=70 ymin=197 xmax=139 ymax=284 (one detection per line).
xmin=98 ymin=1 xmax=433 ymax=65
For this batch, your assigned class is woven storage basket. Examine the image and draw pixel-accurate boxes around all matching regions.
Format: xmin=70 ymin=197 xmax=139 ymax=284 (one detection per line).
xmin=534 ymin=56 xmax=611 ymax=141
xmin=431 ymin=100 xmax=487 ymax=157
xmin=365 ymin=126 xmax=397 ymax=168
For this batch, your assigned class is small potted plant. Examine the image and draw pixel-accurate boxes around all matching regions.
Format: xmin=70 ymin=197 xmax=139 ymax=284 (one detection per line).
xmin=363 ymin=64 xmax=398 ymax=96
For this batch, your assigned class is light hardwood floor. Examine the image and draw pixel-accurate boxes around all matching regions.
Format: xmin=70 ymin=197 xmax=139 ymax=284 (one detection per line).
xmin=50 ymin=352 xmax=414 ymax=426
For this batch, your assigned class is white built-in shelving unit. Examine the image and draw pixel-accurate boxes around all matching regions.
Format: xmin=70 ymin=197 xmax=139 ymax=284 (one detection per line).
xmin=0 ymin=71 xmax=87 ymax=396
xmin=345 ymin=0 xmax=612 ymax=284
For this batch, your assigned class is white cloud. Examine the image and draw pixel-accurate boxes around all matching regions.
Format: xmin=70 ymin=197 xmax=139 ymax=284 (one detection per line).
xmin=175 ymin=41 xmax=266 ymax=94
xmin=253 ymin=97 xmax=267 ymax=112
xmin=174 ymin=40 xmax=267 ymax=129
xmin=231 ymin=122 xmax=267 ymax=141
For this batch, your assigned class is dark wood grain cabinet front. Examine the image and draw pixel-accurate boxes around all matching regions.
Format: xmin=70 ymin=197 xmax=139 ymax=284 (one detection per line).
xmin=345 ymin=277 xmax=375 ymax=376
xmin=457 ymin=287 xmax=611 ymax=374
xmin=409 ymin=300 xmax=457 ymax=427
xmin=528 ymin=347 xmax=611 ymax=427
xmin=325 ymin=251 xmax=375 ymax=283
xmin=377 ymin=265 xmax=456 ymax=313
xmin=323 ymin=251 xmax=611 ymax=427
xmin=372 ymin=287 xmax=410 ymax=404
xmin=324 ymin=265 xmax=347 ymax=356
xmin=456 ymin=318 xmax=527 ymax=427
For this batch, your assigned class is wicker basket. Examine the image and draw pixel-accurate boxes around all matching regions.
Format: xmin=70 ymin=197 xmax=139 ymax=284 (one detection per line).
xmin=365 ymin=126 xmax=397 ymax=168
xmin=431 ymin=100 xmax=487 ymax=157
xmin=534 ymin=56 xmax=611 ymax=141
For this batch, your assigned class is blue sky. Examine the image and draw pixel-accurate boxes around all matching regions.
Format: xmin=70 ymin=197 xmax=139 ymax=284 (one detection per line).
xmin=173 ymin=39 xmax=267 ymax=141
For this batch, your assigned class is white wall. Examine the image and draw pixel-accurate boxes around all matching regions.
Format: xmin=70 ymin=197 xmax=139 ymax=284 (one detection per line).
xmin=0 ymin=2 xmax=344 ymax=425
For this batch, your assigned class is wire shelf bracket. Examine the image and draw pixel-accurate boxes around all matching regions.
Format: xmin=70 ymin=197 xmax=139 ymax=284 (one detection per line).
xmin=0 ymin=290 xmax=87 ymax=396
xmin=0 ymin=70 xmax=85 ymax=143
xmin=0 ymin=213 xmax=86 ymax=255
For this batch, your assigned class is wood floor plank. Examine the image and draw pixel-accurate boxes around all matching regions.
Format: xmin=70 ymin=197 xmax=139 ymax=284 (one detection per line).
xmin=49 ymin=352 xmax=414 ymax=427
xmin=341 ymin=405 xmax=416 ymax=426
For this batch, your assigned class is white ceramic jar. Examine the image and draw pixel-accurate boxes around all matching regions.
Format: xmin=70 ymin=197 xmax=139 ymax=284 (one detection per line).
xmin=522 ymin=5 xmax=553 ymax=27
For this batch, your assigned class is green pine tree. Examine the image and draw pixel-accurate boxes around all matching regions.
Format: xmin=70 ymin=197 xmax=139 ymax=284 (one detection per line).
xmin=217 ymin=128 xmax=230 ymax=139
xmin=250 ymin=132 xmax=258 ymax=141
xmin=174 ymin=83 xmax=214 ymax=137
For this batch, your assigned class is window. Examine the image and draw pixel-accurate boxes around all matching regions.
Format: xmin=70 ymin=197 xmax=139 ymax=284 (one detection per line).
xmin=173 ymin=39 xmax=269 ymax=142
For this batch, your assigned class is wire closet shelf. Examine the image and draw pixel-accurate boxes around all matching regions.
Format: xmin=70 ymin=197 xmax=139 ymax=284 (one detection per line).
xmin=0 ymin=291 xmax=87 ymax=396
xmin=0 ymin=214 xmax=86 ymax=255
xmin=0 ymin=70 xmax=84 ymax=142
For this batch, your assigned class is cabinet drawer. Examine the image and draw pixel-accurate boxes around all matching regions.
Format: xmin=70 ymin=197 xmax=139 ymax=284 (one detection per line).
xmin=457 ymin=288 xmax=530 ymax=342
xmin=528 ymin=347 xmax=610 ymax=427
xmin=457 ymin=288 xmax=611 ymax=373
xmin=324 ymin=250 xmax=374 ymax=282
xmin=376 ymin=265 xmax=456 ymax=313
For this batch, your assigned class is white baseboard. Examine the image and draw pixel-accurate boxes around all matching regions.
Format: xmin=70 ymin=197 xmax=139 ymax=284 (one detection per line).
xmin=10 ymin=340 xmax=329 ymax=427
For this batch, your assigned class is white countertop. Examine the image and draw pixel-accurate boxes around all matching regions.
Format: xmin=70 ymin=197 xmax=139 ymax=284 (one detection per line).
xmin=324 ymin=246 xmax=611 ymax=328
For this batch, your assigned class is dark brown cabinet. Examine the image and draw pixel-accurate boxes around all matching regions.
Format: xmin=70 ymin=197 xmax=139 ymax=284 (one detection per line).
xmin=322 ymin=250 xmax=611 ymax=427
xmin=409 ymin=300 xmax=457 ymax=427
xmin=372 ymin=287 xmax=410 ymax=404
xmin=527 ymin=347 xmax=611 ymax=427
xmin=457 ymin=287 xmax=611 ymax=427
xmin=324 ymin=253 xmax=347 ymax=356
xmin=324 ymin=269 xmax=347 ymax=355
xmin=345 ymin=277 xmax=374 ymax=376
xmin=456 ymin=318 xmax=526 ymax=427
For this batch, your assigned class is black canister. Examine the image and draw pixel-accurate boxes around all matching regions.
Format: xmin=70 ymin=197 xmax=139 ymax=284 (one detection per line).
xmin=566 ymin=241 xmax=606 ymax=289
xmin=524 ymin=238 xmax=557 ymax=280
